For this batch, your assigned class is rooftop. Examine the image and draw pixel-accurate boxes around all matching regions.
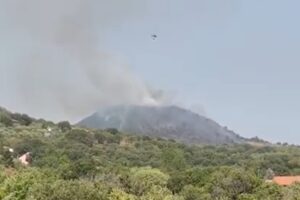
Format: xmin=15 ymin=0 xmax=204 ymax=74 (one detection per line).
xmin=272 ymin=176 xmax=300 ymax=186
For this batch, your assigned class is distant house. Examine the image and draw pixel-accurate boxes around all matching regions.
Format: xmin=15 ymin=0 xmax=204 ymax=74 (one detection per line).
xmin=18 ymin=152 xmax=32 ymax=166
xmin=271 ymin=176 xmax=300 ymax=186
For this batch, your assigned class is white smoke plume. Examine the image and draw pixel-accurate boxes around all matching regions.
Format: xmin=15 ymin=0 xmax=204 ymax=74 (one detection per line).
xmin=0 ymin=0 xmax=162 ymax=122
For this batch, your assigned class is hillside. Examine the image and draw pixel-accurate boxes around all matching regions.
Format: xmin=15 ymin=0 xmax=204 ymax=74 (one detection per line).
xmin=2 ymin=107 xmax=300 ymax=199
xmin=77 ymin=105 xmax=244 ymax=145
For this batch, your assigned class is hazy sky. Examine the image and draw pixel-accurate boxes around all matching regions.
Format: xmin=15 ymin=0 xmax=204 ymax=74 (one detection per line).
xmin=106 ymin=0 xmax=300 ymax=144
xmin=1 ymin=0 xmax=300 ymax=143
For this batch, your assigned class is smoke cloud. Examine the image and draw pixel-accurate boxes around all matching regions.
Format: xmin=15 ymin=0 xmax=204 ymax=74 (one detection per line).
xmin=0 ymin=0 xmax=162 ymax=122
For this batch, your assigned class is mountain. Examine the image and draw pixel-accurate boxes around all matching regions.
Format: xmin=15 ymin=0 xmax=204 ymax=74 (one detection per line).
xmin=77 ymin=105 xmax=244 ymax=144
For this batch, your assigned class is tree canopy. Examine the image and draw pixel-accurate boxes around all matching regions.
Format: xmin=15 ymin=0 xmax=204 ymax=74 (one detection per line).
xmin=1 ymin=109 xmax=300 ymax=199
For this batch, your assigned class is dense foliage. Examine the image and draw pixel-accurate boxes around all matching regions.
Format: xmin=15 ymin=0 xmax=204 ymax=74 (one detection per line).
xmin=1 ymin=108 xmax=300 ymax=199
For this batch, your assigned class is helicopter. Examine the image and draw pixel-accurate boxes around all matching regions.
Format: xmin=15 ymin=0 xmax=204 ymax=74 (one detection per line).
xmin=151 ymin=34 xmax=158 ymax=40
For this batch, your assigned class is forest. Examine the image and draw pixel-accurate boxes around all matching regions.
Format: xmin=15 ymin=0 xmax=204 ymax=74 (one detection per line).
xmin=1 ymin=107 xmax=300 ymax=200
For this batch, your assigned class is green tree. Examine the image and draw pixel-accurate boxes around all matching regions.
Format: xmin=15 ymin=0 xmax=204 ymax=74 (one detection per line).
xmin=180 ymin=185 xmax=211 ymax=200
xmin=29 ymin=180 xmax=109 ymax=200
xmin=65 ymin=129 xmax=94 ymax=147
xmin=283 ymin=184 xmax=300 ymax=200
xmin=2 ymin=150 xmax=14 ymax=167
xmin=109 ymin=188 xmax=137 ymax=200
xmin=162 ymin=148 xmax=186 ymax=171
xmin=209 ymin=167 xmax=261 ymax=200
xmin=0 ymin=113 xmax=13 ymax=127
xmin=167 ymin=172 xmax=186 ymax=193
xmin=141 ymin=185 xmax=184 ymax=200
xmin=129 ymin=167 xmax=169 ymax=196
xmin=13 ymin=137 xmax=46 ymax=158
xmin=58 ymin=121 xmax=72 ymax=132
xmin=0 ymin=169 xmax=53 ymax=200
xmin=238 ymin=194 xmax=257 ymax=200
xmin=11 ymin=113 xmax=33 ymax=126
xmin=253 ymin=183 xmax=283 ymax=200
xmin=105 ymin=128 xmax=119 ymax=135
xmin=19 ymin=114 xmax=33 ymax=126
